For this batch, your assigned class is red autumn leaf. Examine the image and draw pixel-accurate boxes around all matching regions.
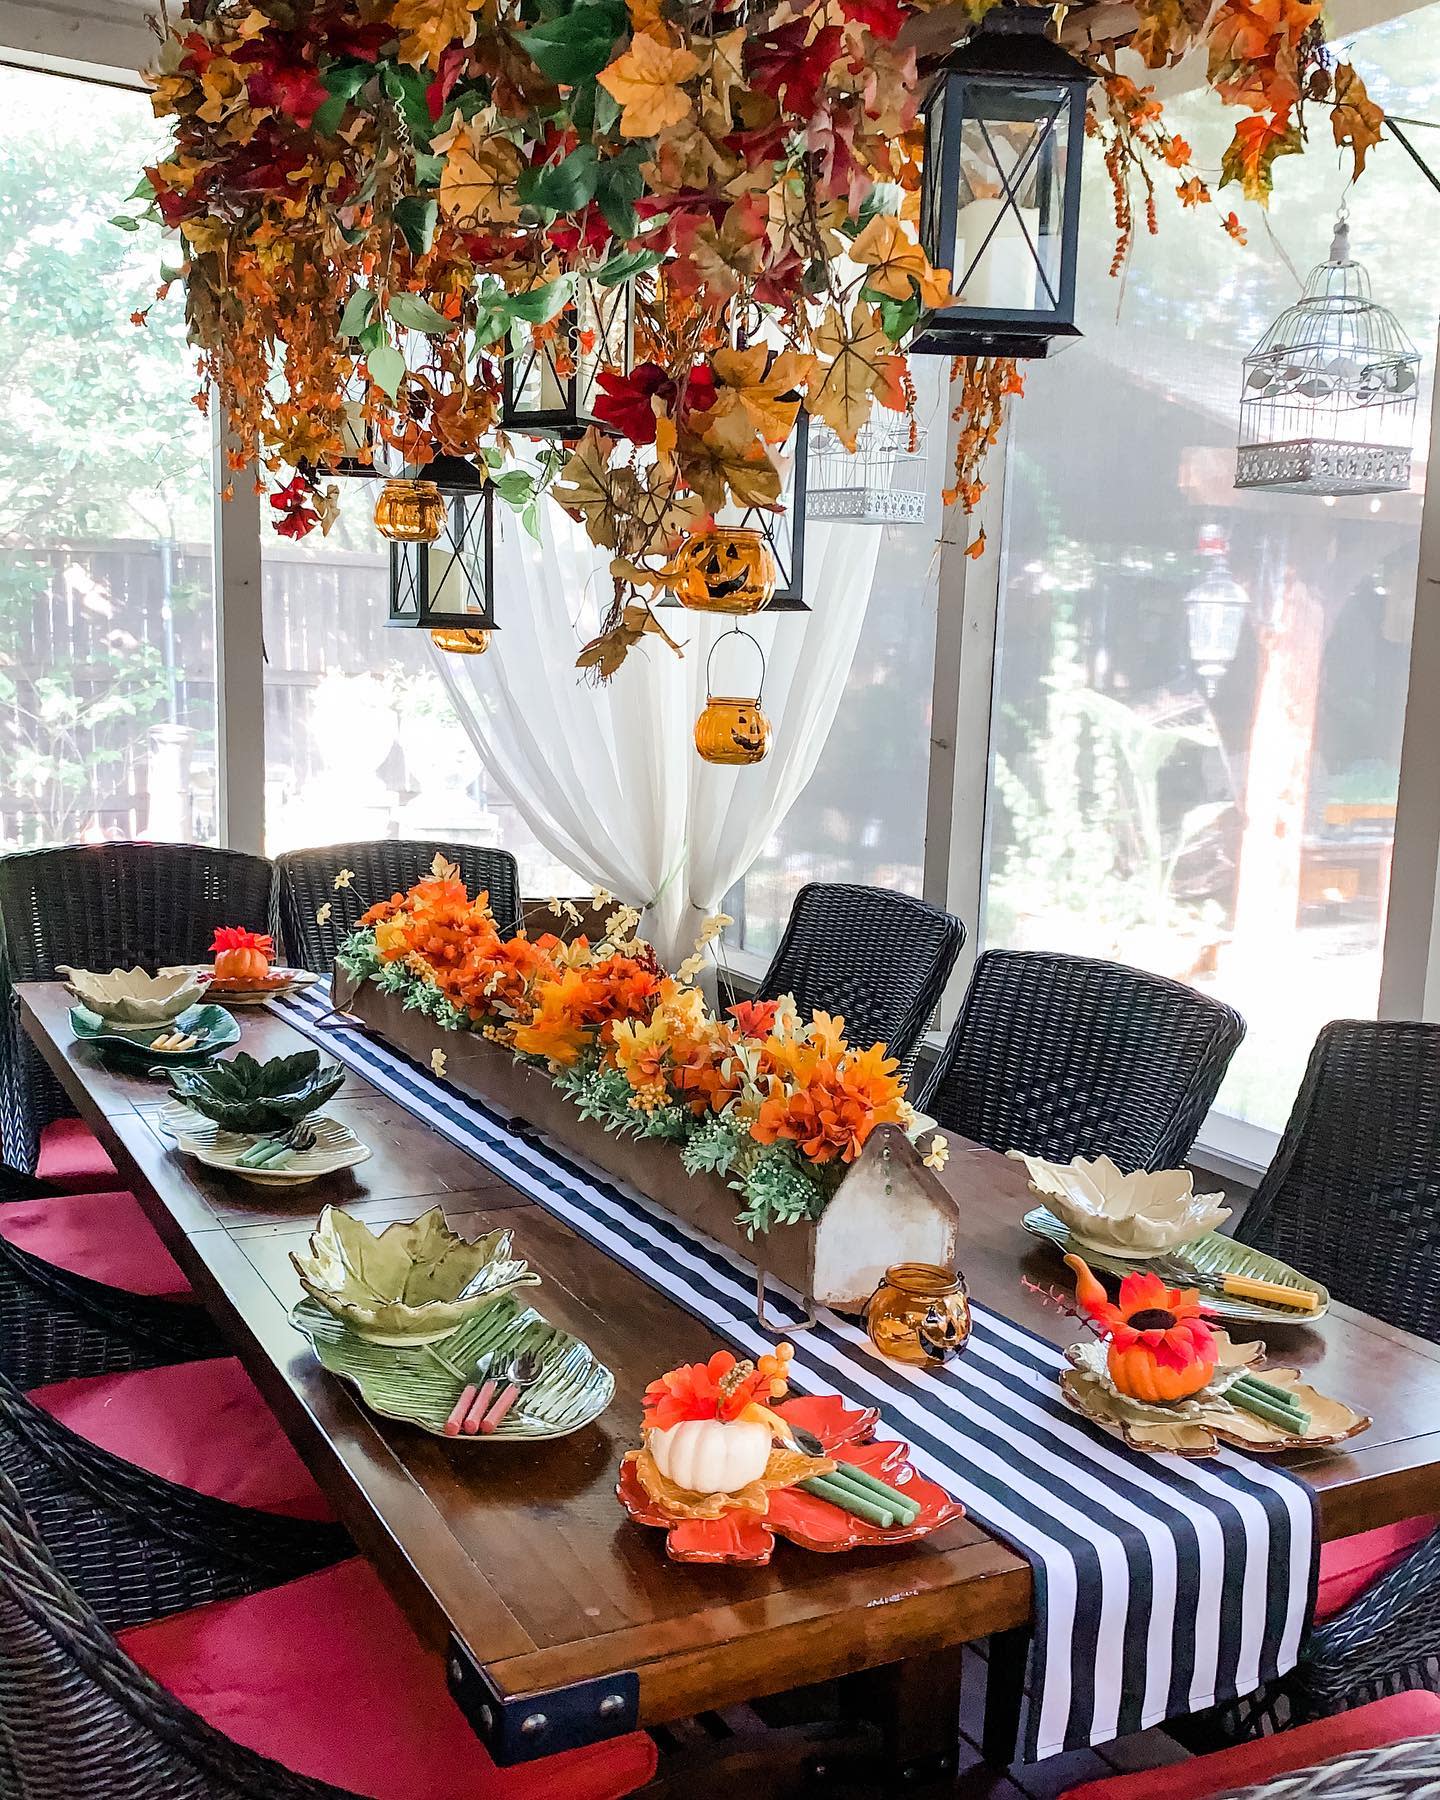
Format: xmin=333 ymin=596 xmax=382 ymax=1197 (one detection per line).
xmin=837 ymin=0 xmax=908 ymax=42
xmin=244 ymin=60 xmax=330 ymax=130
xmin=593 ymin=363 xmax=673 ymax=443
xmin=426 ymin=44 xmax=468 ymax=120
xmin=1218 ymin=110 xmax=1302 ymax=201
xmin=746 ymin=20 xmax=843 ymax=119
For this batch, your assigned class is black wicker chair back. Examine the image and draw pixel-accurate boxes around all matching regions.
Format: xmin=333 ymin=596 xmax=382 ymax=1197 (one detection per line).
xmin=0 ymin=1469 xmax=363 ymax=1798
xmin=1236 ymin=1020 xmax=1440 ymax=1342
xmin=919 ymin=949 xmax=1245 ymax=1170
xmin=277 ymin=839 xmax=523 ymax=972
xmin=0 ymin=842 xmax=274 ymax=1168
xmin=752 ymin=883 xmax=965 ymax=1073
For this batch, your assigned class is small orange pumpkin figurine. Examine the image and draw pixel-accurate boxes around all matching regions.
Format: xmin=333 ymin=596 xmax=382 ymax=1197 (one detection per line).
xmin=211 ymin=926 xmax=274 ymax=984
xmin=1064 ymin=1253 xmax=1217 ymax=1404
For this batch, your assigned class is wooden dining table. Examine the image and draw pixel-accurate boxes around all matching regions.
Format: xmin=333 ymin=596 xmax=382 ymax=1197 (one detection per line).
xmin=19 ymin=979 xmax=1440 ymax=1785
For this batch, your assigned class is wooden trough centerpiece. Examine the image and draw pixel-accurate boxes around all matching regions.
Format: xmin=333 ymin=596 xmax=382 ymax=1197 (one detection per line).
xmin=332 ymin=964 xmax=959 ymax=1325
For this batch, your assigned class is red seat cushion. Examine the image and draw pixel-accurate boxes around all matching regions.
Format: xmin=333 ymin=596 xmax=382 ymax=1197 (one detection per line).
xmin=1315 ymin=1516 xmax=1439 ymax=1622
xmin=30 ymin=1358 xmax=333 ymax=1523
xmin=0 ymin=1186 xmax=190 ymax=1297
xmin=1057 ymin=1691 xmax=1440 ymax=1798
xmin=120 ymin=1557 xmax=657 ymax=1800
xmin=36 ymin=1118 xmax=121 ymax=1192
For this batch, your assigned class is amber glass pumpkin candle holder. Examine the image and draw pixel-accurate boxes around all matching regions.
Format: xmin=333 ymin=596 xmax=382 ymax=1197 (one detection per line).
xmin=865 ymin=1263 xmax=972 ymax=1367
xmin=669 ymin=527 xmax=777 ymax=615
xmin=429 ymin=627 xmax=491 ymax=656
xmin=694 ymin=629 xmax=771 ymax=766
xmin=374 ymin=478 xmax=445 ymax=543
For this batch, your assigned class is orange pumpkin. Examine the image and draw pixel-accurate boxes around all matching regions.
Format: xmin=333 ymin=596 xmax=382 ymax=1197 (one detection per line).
xmin=211 ymin=926 xmax=274 ymax=983
xmin=1064 ymin=1253 xmax=1217 ymax=1404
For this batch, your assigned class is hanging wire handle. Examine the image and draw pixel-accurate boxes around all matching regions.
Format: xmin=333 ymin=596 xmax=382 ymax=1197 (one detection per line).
xmin=704 ymin=625 xmax=766 ymax=703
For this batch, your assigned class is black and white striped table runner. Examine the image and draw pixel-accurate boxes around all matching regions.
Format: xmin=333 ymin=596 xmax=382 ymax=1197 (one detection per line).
xmin=280 ymin=984 xmax=1316 ymax=1761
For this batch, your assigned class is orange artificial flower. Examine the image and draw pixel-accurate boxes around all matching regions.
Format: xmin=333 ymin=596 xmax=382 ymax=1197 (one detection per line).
xmin=641 ymin=1350 xmax=770 ymax=1430
xmin=1065 ymin=1254 xmax=1217 ymax=1375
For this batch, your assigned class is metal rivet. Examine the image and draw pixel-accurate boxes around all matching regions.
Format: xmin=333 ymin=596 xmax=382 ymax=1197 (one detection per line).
xmin=448 ymin=1658 xmax=464 ymax=1684
xmin=477 ymin=1705 xmax=494 ymax=1733
xmin=520 ymin=1713 xmax=548 ymax=1736
xmin=598 ymin=1694 xmax=626 ymax=1719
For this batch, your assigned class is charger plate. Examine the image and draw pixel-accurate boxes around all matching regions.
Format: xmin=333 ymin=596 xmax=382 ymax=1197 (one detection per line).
xmin=70 ymin=1002 xmax=239 ymax=1065
xmin=290 ymin=1293 xmax=614 ymax=1441
xmin=158 ymin=1100 xmax=369 ymax=1187
xmin=1024 ymin=1207 xmax=1329 ymax=1323
xmin=162 ymin=964 xmax=319 ymax=1005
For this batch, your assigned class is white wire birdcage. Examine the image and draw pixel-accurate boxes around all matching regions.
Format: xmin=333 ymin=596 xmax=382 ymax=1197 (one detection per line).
xmin=1236 ymin=220 xmax=1419 ymax=497
xmin=807 ymin=416 xmax=930 ymax=523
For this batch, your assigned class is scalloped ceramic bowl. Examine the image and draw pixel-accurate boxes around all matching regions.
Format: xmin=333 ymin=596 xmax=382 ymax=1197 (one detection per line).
xmin=1008 ymin=1151 xmax=1232 ymax=1258
xmin=59 ymin=964 xmax=210 ymax=1025
xmin=290 ymin=1205 xmax=542 ymax=1345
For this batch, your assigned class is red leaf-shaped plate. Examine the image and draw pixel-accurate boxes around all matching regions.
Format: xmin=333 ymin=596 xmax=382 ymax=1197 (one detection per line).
xmin=617 ymin=1393 xmax=964 ymax=1566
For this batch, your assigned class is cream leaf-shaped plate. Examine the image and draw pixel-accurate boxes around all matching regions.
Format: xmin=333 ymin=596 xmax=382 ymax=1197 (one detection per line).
xmin=1010 ymin=1151 xmax=1231 ymax=1257
xmin=60 ymin=964 xmax=210 ymax=1024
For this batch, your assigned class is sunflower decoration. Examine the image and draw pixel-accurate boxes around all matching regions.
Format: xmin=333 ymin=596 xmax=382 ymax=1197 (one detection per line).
xmin=1064 ymin=1253 xmax=1218 ymax=1405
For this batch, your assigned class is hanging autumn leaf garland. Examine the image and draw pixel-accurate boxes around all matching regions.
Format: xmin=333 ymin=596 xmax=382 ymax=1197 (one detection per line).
xmin=133 ymin=0 xmax=1383 ymax=675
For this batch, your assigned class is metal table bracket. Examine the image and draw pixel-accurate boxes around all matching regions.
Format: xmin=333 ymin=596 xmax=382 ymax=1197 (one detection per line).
xmin=447 ymin=1635 xmax=640 ymax=1766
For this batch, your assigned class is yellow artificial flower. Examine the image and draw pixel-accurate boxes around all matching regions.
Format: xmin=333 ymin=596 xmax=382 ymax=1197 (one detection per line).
xmin=334 ymin=868 xmax=355 ymax=890
xmin=697 ymin=911 xmax=733 ymax=945
xmin=675 ymin=953 xmax=706 ymax=985
xmin=430 ymin=1048 xmax=448 ymax=1079
xmin=315 ymin=902 xmax=332 ymax=926
xmin=923 ymin=1132 xmax=950 ymax=1172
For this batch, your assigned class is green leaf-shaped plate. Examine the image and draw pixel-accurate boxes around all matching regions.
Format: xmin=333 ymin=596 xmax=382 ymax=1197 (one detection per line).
xmin=290 ymin=1294 xmax=615 ymax=1441
xmin=1024 ymin=1207 xmax=1329 ymax=1323
xmin=70 ymin=1002 xmax=240 ymax=1064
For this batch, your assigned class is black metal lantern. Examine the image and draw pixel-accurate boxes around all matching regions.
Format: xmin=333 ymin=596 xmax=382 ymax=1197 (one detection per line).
xmin=731 ymin=414 xmax=809 ymax=611
xmin=501 ymin=278 xmax=633 ymax=436
xmin=912 ymin=7 xmax=1092 ymax=359
xmin=387 ymin=456 xmax=498 ymax=635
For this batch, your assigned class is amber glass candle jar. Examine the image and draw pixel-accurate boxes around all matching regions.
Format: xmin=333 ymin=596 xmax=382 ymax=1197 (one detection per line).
xmin=669 ymin=527 xmax=777 ymax=615
xmin=373 ymin=477 xmax=445 ymax=543
xmin=865 ymin=1263 xmax=972 ymax=1366
xmin=429 ymin=628 xmax=491 ymax=656
xmin=694 ymin=695 xmax=770 ymax=766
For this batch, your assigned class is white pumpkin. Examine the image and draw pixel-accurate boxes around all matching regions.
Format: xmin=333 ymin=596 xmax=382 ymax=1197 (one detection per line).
xmin=648 ymin=1417 xmax=773 ymax=1494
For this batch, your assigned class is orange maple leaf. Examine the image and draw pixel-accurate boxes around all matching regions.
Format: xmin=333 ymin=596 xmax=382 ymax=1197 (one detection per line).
xmin=598 ymin=31 xmax=701 ymax=138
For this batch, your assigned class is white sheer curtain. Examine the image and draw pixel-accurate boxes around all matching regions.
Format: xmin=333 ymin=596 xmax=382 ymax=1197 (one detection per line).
xmin=433 ymin=502 xmax=881 ymax=967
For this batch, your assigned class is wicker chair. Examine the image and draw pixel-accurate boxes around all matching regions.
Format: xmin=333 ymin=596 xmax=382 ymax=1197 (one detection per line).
xmin=0 ymin=1368 xmax=349 ymax=1635
xmin=919 ymin=949 xmax=1245 ymax=1170
xmin=0 ymin=1466 xmax=367 ymax=1798
xmin=1237 ymin=1020 xmax=1440 ymax=1339
xmin=1224 ymin=1020 xmax=1440 ymax=1730
xmin=751 ymin=883 xmax=966 ymax=1074
xmin=276 ymin=839 xmax=523 ymax=973
xmin=0 ymin=842 xmax=276 ymax=1171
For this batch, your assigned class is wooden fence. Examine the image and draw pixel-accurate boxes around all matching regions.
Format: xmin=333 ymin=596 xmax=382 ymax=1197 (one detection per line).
xmin=0 ymin=536 xmax=430 ymax=848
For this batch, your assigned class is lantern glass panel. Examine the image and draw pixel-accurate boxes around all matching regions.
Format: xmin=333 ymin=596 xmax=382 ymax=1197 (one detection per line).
xmin=505 ymin=280 xmax=633 ymax=433
xmin=388 ymin=489 xmax=497 ymax=632
xmin=949 ymin=82 xmax=1070 ymax=315
xmin=718 ymin=419 xmax=809 ymax=609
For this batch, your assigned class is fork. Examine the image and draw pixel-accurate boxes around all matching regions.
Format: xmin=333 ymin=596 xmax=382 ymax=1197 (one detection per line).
xmin=236 ymin=1121 xmax=319 ymax=1169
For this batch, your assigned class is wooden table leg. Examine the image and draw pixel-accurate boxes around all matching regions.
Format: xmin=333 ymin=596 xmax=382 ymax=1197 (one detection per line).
xmin=981 ymin=1627 xmax=1029 ymax=1767
xmin=843 ymin=1643 xmax=966 ymax=1786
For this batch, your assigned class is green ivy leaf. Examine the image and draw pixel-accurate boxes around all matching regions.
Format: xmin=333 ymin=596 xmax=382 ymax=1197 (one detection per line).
xmin=128 ymin=174 xmax=155 ymax=202
xmin=388 ymin=292 xmax=452 ymax=333
xmin=595 ymin=155 xmax=645 ymax=241
xmin=871 ymin=291 xmax=920 ymax=341
xmin=339 ymin=287 xmax=377 ymax=337
xmin=413 ymin=150 xmax=445 ymax=188
xmin=109 ymin=213 xmax=141 ymax=232
xmin=393 ymin=196 xmax=438 ymax=256
xmin=596 ymin=246 xmax=661 ymax=286
xmin=366 ymin=342 xmax=407 ymax=399
xmin=503 ymin=275 xmax=574 ymax=324
xmin=493 ymin=469 xmax=535 ymax=504
xmin=518 ymin=2 xmax=625 ymax=85
xmin=380 ymin=61 xmax=435 ymax=143
xmin=518 ymin=142 xmax=600 ymax=216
